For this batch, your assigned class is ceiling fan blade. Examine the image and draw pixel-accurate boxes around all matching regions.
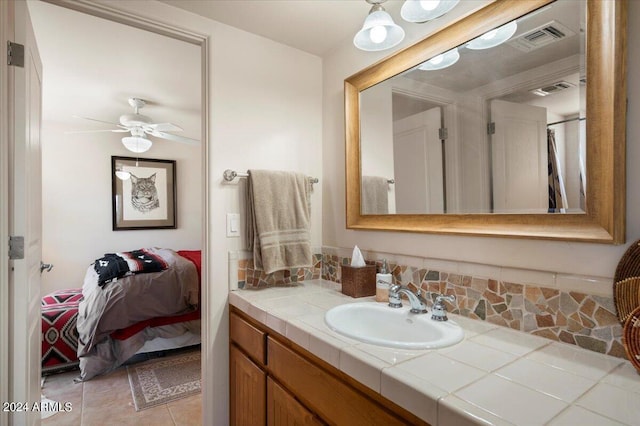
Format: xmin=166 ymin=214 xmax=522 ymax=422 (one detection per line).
xmin=65 ymin=129 xmax=129 ymax=134
xmin=145 ymin=122 xmax=183 ymax=132
xmin=73 ymin=115 xmax=128 ymax=129
xmin=149 ymin=130 xmax=199 ymax=145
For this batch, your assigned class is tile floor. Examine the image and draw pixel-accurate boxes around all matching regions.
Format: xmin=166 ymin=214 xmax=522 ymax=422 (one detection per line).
xmin=41 ymin=365 xmax=201 ymax=425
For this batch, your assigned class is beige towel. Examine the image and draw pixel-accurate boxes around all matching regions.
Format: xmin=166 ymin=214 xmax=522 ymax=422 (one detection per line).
xmin=362 ymin=176 xmax=389 ymax=214
xmin=246 ymin=169 xmax=312 ymax=274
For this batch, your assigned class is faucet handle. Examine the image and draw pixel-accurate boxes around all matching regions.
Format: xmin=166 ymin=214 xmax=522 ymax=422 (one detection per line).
xmin=435 ymin=294 xmax=455 ymax=304
xmin=431 ymin=293 xmax=455 ymax=321
xmin=388 ymin=284 xmax=402 ymax=308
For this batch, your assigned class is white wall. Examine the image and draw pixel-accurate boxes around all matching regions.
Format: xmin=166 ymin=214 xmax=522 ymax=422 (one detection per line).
xmin=323 ymin=0 xmax=638 ymax=282
xmin=41 ymin=122 xmax=202 ymax=294
xmin=91 ymin=2 xmax=323 ymax=425
xmin=210 ymin=20 xmax=322 ymax=426
xmin=211 ymin=22 xmax=323 ymax=254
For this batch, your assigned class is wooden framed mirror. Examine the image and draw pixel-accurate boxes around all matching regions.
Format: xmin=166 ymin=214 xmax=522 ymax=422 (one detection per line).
xmin=345 ymin=0 xmax=626 ymax=243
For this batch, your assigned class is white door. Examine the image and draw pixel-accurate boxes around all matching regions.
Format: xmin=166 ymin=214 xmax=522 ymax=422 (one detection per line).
xmin=393 ymin=107 xmax=444 ymax=214
xmin=490 ymin=99 xmax=547 ymax=213
xmin=3 ymin=1 xmax=43 ymax=425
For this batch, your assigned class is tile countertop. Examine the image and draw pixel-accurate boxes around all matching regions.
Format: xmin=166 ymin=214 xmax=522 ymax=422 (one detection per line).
xmin=228 ymin=279 xmax=640 ymax=426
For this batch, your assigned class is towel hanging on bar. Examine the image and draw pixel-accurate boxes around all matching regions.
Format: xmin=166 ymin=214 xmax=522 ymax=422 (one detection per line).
xmin=245 ymin=169 xmax=313 ymax=274
xmin=362 ymin=176 xmax=389 ymax=214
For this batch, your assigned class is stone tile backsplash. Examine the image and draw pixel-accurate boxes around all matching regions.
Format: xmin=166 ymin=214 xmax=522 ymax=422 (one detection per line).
xmin=238 ymin=254 xmax=322 ymax=289
xmin=236 ymin=249 xmax=624 ymax=359
xmin=321 ymin=252 xmax=624 ymax=359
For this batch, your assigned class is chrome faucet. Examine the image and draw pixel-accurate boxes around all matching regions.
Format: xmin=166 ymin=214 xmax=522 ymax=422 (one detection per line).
xmin=431 ymin=294 xmax=455 ymax=321
xmin=388 ymin=284 xmax=428 ymax=314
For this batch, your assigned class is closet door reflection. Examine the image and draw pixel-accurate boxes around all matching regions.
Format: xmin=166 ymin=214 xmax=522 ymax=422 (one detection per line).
xmin=393 ymin=106 xmax=444 ymax=214
xmin=490 ymin=100 xmax=548 ymax=213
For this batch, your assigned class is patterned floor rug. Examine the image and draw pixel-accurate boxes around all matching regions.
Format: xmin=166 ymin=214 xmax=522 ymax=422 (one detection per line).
xmin=127 ymin=349 xmax=201 ymax=411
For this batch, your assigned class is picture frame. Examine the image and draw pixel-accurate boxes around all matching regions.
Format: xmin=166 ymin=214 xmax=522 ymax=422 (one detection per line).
xmin=111 ymin=156 xmax=177 ymax=230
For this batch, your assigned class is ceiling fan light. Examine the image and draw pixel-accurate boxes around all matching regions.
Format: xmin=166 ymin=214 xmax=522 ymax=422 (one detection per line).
xmin=401 ymin=0 xmax=459 ymax=23
xmin=466 ymin=20 xmax=518 ymax=50
xmin=122 ymin=136 xmax=152 ymax=153
xmin=354 ymin=8 xmax=405 ymax=52
xmin=418 ymin=47 xmax=460 ymax=70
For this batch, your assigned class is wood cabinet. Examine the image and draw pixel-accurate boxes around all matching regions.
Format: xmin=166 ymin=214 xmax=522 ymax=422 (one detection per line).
xmin=230 ymin=307 xmax=429 ymax=426
xmin=230 ymin=345 xmax=266 ymax=426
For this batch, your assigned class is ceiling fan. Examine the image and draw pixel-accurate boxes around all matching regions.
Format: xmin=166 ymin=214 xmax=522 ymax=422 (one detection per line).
xmin=68 ymin=97 xmax=199 ymax=153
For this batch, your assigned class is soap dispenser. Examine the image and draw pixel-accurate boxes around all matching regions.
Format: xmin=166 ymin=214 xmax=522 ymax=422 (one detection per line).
xmin=375 ymin=259 xmax=392 ymax=302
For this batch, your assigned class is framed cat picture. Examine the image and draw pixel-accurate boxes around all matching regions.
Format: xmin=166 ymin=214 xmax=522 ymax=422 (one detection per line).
xmin=111 ymin=156 xmax=177 ymax=230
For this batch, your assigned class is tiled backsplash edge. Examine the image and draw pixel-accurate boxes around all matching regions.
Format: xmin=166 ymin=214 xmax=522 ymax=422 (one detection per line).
xmin=233 ymin=250 xmax=322 ymax=289
xmin=321 ymin=246 xmax=625 ymax=359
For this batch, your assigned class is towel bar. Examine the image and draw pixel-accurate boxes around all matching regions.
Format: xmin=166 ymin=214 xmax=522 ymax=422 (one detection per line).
xmin=223 ymin=169 xmax=319 ymax=185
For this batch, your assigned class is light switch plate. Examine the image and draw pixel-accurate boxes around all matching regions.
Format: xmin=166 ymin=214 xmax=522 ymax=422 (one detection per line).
xmin=226 ymin=213 xmax=240 ymax=237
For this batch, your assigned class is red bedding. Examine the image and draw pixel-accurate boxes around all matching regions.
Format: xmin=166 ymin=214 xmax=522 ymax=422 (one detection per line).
xmin=177 ymin=250 xmax=202 ymax=282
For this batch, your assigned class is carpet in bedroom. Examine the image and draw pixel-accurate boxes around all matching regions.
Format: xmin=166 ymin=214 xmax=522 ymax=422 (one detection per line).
xmin=127 ymin=349 xmax=201 ymax=411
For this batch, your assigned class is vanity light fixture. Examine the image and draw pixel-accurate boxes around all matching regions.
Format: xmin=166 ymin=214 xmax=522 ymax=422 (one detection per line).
xmin=401 ymin=0 xmax=460 ymax=23
xmin=466 ymin=20 xmax=518 ymax=50
xmin=121 ymin=135 xmax=152 ymax=153
xmin=418 ymin=47 xmax=460 ymax=70
xmin=354 ymin=0 xmax=405 ymax=52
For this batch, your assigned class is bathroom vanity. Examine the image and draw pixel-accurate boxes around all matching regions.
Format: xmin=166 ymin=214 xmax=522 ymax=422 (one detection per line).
xmin=229 ymin=280 xmax=640 ymax=425
xmin=230 ymin=307 xmax=427 ymax=425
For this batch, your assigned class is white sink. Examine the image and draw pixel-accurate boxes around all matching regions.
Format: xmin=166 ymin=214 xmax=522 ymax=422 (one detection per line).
xmin=324 ymin=302 xmax=464 ymax=350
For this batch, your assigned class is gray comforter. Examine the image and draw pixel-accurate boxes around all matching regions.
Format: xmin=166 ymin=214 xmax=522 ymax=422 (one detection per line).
xmin=76 ymin=248 xmax=199 ymax=380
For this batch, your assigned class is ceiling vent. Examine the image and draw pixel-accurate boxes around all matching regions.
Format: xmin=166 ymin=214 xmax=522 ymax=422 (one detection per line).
xmin=530 ymin=80 xmax=576 ymax=97
xmin=508 ymin=20 xmax=576 ymax=52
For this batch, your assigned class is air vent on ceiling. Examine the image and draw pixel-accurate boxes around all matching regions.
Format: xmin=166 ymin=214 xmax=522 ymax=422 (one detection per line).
xmin=530 ymin=80 xmax=576 ymax=97
xmin=508 ymin=20 xmax=576 ymax=52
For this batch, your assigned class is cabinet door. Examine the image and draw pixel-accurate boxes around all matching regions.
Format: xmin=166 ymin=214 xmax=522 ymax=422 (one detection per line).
xmin=267 ymin=378 xmax=324 ymax=426
xmin=230 ymin=344 xmax=266 ymax=426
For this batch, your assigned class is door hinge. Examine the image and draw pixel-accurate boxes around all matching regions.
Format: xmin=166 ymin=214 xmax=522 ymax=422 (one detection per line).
xmin=439 ymin=127 xmax=448 ymax=140
xmin=9 ymin=236 xmax=24 ymax=260
xmin=487 ymin=122 xmax=496 ymax=135
xmin=7 ymin=41 xmax=24 ymax=68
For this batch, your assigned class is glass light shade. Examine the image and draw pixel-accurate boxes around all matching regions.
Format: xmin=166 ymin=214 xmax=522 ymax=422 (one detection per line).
xmin=466 ymin=20 xmax=518 ymax=50
xmin=121 ymin=136 xmax=152 ymax=153
xmin=401 ymin=0 xmax=459 ymax=23
xmin=418 ymin=47 xmax=460 ymax=71
xmin=115 ymin=170 xmax=131 ymax=180
xmin=354 ymin=10 xmax=405 ymax=52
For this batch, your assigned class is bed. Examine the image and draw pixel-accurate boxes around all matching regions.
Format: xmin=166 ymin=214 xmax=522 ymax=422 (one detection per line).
xmin=41 ymin=248 xmax=202 ymax=381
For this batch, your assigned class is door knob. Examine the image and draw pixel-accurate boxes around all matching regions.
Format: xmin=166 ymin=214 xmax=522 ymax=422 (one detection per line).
xmin=40 ymin=262 xmax=53 ymax=273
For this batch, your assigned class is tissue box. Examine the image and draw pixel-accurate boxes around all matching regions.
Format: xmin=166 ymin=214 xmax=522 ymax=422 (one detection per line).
xmin=340 ymin=264 xmax=376 ymax=297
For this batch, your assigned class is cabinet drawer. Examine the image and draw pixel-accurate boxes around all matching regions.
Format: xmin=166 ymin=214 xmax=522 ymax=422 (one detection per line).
xmin=268 ymin=338 xmax=406 ymax=426
xmin=230 ymin=311 xmax=266 ymax=365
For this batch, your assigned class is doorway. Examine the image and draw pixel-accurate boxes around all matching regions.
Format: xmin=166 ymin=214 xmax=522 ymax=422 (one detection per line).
xmin=4 ymin=0 xmax=209 ymax=423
